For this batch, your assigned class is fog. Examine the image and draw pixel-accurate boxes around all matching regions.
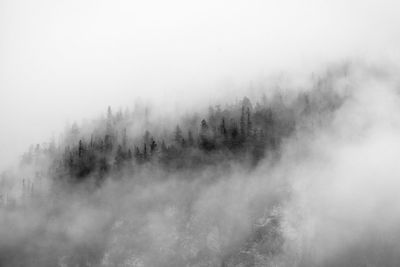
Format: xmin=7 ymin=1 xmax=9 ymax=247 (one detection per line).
xmin=0 ymin=62 xmax=399 ymax=266
xmin=1 ymin=0 xmax=400 ymax=266
xmin=1 ymin=0 xmax=400 ymax=169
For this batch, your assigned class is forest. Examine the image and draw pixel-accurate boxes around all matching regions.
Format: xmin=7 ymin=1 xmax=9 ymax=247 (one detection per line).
xmin=19 ymin=75 xmax=342 ymax=186
xmin=3 ymin=64 xmax=399 ymax=267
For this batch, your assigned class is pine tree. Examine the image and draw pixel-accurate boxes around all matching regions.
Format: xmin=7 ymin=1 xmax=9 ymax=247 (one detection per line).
xmin=200 ymin=119 xmax=215 ymax=150
xmin=115 ymin=145 xmax=124 ymax=167
xmin=229 ymin=118 xmax=239 ymax=149
xmin=220 ymin=118 xmax=227 ymax=137
xmin=174 ymin=125 xmax=183 ymax=144
xmin=181 ymin=138 xmax=186 ymax=147
xmin=150 ymin=138 xmax=157 ymax=154
xmin=143 ymin=143 xmax=147 ymax=160
xmin=104 ymin=134 xmax=113 ymax=152
xmin=78 ymin=140 xmax=84 ymax=158
xmin=106 ymin=106 xmax=113 ymax=135
xmin=246 ymin=107 xmax=252 ymax=137
xmin=200 ymin=119 xmax=208 ymax=133
xmin=240 ymin=106 xmax=246 ymax=139
xmin=107 ymin=106 xmax=112 ymax=120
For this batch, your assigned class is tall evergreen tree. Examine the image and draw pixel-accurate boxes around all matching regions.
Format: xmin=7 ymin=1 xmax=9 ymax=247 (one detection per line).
xmin=115 ymin=145 xmax=124 ymax=167
xmin=143 ymin=143 xmax=147 ymax=160
xmin=240 ymin=106 xmax=246 ymax=139
xmin=174 ymin=125 xmax=183 ymax=144
xmin=200 ymin=119 xmax=208 ymax=133
xmin=246 ymin=107 xmax=252 ymax=137
xmin=200 ymin=119 xmax=215 ymax=150
xmin=106 ymin=106 xmax=113 ymax=135
xmin=150 ymin=138 xmax=157 ymax=154
xmin=78 ymin=140 xmax=84 ymax=158
xmin=220 ymin=118 xmax=227 ymax=137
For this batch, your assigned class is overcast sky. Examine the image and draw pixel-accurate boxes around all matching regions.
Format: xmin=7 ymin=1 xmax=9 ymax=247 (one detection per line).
xmin=1 ymin=0 xmax=400 ymax=169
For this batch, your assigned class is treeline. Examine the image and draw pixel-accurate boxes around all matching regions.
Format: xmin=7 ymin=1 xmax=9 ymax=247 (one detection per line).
xmin=53 ymin=97 xmax=280 ymax=182
xmin=18 ymin=69 xmax=346 ymax=184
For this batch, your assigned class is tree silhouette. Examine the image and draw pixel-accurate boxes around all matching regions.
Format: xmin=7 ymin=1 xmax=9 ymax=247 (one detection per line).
xmin=174 ymin=125 xmax=183 ymax=145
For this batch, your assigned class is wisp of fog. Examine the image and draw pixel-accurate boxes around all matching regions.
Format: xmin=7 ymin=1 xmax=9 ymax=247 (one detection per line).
xmin=1 ymin=62 xmax=400 ymax=266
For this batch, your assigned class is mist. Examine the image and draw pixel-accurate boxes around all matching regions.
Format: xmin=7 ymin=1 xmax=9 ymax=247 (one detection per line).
xmin=2 ymin=0 xmax=400 ymax=170
xmin=0 ymin=62 xmax=399 ymax=266
xmin=2 ymin=0 xmax=400 ymax=266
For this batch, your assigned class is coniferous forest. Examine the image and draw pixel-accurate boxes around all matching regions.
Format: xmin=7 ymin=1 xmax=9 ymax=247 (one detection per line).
xmin=2 ymin=64 xmax=400 ymax=266
xmin=19 ymin=80 xmax=340 ymax=188
xmin=1 ymin=67 xmax=347 ymax=266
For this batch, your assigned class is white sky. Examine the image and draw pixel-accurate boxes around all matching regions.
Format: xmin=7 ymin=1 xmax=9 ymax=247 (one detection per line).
xmin=1 ymin=0 xmax=400 ymax=169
